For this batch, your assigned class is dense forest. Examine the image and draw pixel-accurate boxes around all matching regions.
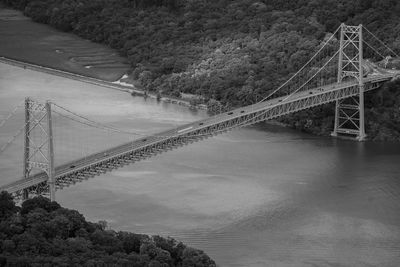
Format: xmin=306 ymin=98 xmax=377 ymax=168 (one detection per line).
xmin=1 ymin=0 xmax=400 ymax=140
xmin=0 ymin=191 xmax=216 ymax=266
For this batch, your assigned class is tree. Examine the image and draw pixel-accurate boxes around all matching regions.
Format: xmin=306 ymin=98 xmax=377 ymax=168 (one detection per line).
xmin=118 ymin=232 xmax=147 ymax=254
xmin=21 ymin=195 xmax=60 ymax=215
xmin=0 ymin=191 xmax=18 ymax=218
xmin=182 ymin=247 xmax=216 ymax=267
xmin=0 ymin=195 xmax=216 ymax=265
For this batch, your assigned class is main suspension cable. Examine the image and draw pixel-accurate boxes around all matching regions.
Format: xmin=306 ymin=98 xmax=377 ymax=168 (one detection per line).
xmin=364 ymin=40 xmax=386 ymax=59
xmin=0 ymin=122 xmax=27 ymax=155
xmin=38 ymin=25 xmax=343 ymax=146
xmin=0 ymin=100 xmax=25 ymax=129
xmin=363 ymin=26 xmax=399 ymax=58
xmin=50 ymin=48 xmax=342 ymax=142
xmin=282 ymin=49 xmax=340 ymax=102
xmin=257 ymin=25 xmax=341 ymax=103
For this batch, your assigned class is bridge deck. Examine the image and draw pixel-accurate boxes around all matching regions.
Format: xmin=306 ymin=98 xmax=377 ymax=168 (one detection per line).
xmin=1 ymin=74 xmax=397 ymax=196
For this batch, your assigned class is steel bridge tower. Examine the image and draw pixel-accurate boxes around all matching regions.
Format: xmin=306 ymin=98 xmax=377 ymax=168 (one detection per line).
xmin=22 ymin=98 xmax=56 ymax=201
xmin=332 ymin=24 xmax=366 ymax=141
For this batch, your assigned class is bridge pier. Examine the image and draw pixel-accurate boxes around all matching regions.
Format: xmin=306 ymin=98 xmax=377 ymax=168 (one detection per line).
xmin=357 ymin=84 xmax=367 ymax=141
xmin=332 ymin=88 xmax=367 ymax=141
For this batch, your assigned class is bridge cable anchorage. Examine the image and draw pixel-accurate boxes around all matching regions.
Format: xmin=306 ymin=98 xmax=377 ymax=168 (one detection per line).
xmin=0 ymin=100 xmax=25 ymax=129
xmin=363 ymin=26 xmax=399 ymax=58
xmin=258 ymin=25 xmax=341 ymax=103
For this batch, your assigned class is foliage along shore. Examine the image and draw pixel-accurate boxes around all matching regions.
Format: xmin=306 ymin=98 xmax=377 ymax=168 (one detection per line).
xmin=1 ymin=0 xmax=400 ymax=141
xmin=0 ymin=192 xmax=216 ymax=266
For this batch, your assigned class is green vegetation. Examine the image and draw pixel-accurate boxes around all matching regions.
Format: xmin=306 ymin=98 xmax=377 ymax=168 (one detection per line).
xmin=1 ymin=0 xmax=400 ymax=140
xmin=0 ymin=191 xmax=216 ymax=266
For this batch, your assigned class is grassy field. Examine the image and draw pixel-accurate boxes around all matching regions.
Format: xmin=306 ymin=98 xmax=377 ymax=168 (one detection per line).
xmin=0 ymin=6 xmax=129 ymax=81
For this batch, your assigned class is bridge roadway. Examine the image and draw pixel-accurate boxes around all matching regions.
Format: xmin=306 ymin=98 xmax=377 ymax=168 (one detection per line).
xmin=1 ymin=74 xmax=397 ymax=197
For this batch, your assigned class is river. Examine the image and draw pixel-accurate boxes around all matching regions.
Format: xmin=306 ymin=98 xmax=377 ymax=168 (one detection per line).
xmin=1 ymin=62 xmax=400 ymax=266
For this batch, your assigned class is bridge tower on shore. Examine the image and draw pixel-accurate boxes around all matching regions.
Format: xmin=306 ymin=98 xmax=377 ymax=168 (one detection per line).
xmin=23 ymin=98 xmax=56 ymax=201
xmin=332 ymin=24 xmax=366 ymax=141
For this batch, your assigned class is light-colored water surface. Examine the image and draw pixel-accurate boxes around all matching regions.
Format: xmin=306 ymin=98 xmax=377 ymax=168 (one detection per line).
xmin=1 ymin=63 xmax=400 ymax=267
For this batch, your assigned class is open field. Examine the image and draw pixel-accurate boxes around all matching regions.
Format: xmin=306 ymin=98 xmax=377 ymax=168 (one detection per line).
xmin=0 ymin=6 xmax=129 ymax=81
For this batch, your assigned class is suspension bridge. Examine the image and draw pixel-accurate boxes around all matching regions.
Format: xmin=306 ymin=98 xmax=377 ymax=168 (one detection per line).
xmin=0 ymin=24 xmax=399 ymax=201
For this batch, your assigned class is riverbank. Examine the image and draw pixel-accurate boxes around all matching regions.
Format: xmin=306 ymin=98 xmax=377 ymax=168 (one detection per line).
xmin=0 ymin=55 xmax=206 ymax=111
xmin=0 ymin=56 xmax=135 ymax=94
xmin=0 ymin=6 xmax=207 ymax=110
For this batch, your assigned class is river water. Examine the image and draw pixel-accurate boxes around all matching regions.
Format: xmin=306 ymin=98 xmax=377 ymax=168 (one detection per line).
xmin=1 ymin=62 xmax=400 ymax=266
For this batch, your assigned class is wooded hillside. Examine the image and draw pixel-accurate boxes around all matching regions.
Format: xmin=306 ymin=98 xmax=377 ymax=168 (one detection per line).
xmin=0 ymin=192 xmax=216 ymax=266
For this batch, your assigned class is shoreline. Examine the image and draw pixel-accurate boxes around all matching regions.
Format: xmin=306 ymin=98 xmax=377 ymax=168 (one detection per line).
xmin=0 ymin=5 xmax=206 ymax=111
xmin=0 ymin=56 xmax=309 ymax=131
xmin=0 ymin=56 xmax=135 ymax=93
xmin=0 ymin=56 xmax=205 ymax=110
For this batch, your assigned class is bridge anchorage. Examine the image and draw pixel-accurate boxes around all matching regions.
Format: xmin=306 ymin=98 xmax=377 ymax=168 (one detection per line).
xmin=0 ymin=24 xmax=399 ymax=201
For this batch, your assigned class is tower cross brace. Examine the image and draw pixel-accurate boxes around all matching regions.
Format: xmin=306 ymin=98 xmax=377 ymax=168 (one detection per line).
xmin=332 ymin=24 xmax=366 ymax=141
xmin=23 ymin=97 xmax=56 ymax=201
